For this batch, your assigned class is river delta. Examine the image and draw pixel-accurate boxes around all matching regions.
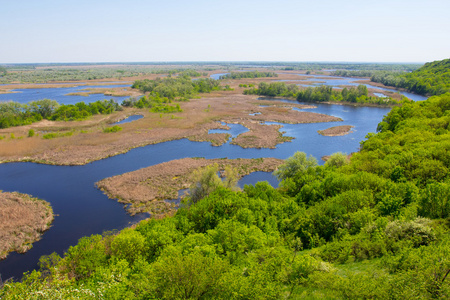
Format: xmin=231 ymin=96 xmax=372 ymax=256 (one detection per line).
xmin=0 ymin=70 xmax=425 ymax=280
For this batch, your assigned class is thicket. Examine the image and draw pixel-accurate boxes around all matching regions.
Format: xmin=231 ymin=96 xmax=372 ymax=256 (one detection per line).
xmin=370 ymin=58 xmax=450 ymax=96
xmin=2 ymin=93 xmax=450 ymax=299
xmin=244 ymin=81 xmax=400 ymax=105
xmin=132 ymin=76 xmax=221 ymax=99
xmin=50 ymin=99 xmax=121 ymax=121
xmin=123 ymin=94 xmax=183 ymax=113
xmin=0 ymin=99 xmax=121 ymax=128
xmin=220 ymin=71 xmax=278 ymax=79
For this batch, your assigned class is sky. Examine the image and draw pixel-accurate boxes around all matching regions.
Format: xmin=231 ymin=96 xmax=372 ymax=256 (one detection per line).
xmin=1 ymin=0 xmax=449 ymax=64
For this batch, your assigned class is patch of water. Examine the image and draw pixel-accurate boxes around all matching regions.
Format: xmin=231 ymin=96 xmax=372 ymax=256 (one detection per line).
xmin=208 ymin=122 xmax=249 ymax=141
xmin=209 ymin=73 xmax=229 ymax=80
xmin=111 ymin=115 xmax=144 ymax=125
xmin=374 ymin=92 xmax=388 ymax=98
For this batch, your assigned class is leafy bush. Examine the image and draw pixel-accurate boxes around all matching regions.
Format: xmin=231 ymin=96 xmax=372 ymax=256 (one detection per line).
xmin=27 ymin=129 xmax=35 ymax=137
xmin=42 ymin=131 xmax=73 ymax=139
xmin=103 ymin=125 xmax=122 ymax=133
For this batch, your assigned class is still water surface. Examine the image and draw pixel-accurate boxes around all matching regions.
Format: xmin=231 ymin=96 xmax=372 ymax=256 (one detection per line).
xmin=0 ymin=83 xmax=132 ymax=104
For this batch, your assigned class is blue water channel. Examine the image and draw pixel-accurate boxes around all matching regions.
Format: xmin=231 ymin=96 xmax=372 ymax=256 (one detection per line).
xmin=0 ymin=83 xmax=132 ymax=104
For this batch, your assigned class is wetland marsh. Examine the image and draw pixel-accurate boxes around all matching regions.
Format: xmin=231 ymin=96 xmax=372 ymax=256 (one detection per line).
xmin=0 ymin=66 xmax=424 ymax=280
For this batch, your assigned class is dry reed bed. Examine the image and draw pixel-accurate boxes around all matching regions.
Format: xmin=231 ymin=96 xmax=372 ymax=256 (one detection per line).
xmin=96 ymin=157 xmax=283 ymax=216
xmin=65 ymin=87 xmax=140 ymax=97
xmin=318 ymin=125 xmax=354 ymax=136
xmin=0 ymin=192 xmax=54 ymax=260
xmin=230 ymin=120 xmax=291 ymax=149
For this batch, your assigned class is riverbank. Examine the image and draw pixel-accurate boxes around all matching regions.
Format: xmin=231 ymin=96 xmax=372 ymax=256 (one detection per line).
xmin=0 ymin=192 xmax=54 ymax=260
xmin=96 ymin=157 xmax=283 ymax=216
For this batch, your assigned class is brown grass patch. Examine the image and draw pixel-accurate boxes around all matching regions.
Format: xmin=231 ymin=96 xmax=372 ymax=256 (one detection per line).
xmin=230 ymin=121 xmax=292 ymax=149
xmin=96 ymin=157 xmax=283 ymax=216
xmin=0 ymin=192 xmax=54 ymax=260
xmin=318 ymin=125 xmax=354 ymax=136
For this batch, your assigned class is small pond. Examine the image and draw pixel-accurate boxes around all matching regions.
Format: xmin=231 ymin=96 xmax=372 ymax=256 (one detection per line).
xmin=208 ymin=122 xmax=249 ymax=141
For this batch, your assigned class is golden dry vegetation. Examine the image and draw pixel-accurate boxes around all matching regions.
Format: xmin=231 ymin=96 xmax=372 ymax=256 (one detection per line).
xmin=318 ymin=125 xmax=355 ymax=136
xmin=0 ymin=191 xmax=54 ymax=260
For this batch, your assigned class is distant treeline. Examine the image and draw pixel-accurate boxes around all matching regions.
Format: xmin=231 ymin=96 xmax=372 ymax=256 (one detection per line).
xmin=281 ymin=62 xmax=421 ymax=72
xmin=244 ymin=82 xmax=400 ymax=105
xmin=0 ymin=68 xmax=207 ymax=84
xmin=220 ymin=71 xmax=278 ymax=79
xmin=330 ymin=70 xmax=405 ymax=78
xmin=0 ymin=99 xmax=121 ymax=128
xmin=370 ymin=59 xmax=450 ymax=96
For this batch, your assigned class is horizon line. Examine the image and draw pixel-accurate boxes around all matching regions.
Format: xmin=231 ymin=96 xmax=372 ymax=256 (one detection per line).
xmin=1 ymin=60 xmax=428 ymax=66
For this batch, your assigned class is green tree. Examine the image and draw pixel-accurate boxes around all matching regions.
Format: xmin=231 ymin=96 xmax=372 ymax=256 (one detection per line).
xmin=274 ymin=151 xmax=318 ymax=181
xmin=325 ymin=152 xmax=350 ymax=168
xmin=188 ymin=164 xmax=239 ymax=204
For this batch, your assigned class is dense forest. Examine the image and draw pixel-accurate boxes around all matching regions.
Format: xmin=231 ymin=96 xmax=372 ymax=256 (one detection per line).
xmin=370 ymin=59 xmax=450 ymax=96
xmin=2 ymin=91 xmax=449 ymax=298
xmin=244 ymin=82 xmax=401 ymax=105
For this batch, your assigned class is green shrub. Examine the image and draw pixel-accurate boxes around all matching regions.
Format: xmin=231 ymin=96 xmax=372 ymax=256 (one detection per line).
xmin=103 ymin=125 xmax=122 ymax=133
xmin=28 ymin=129 xmax=35 ymax=137
xmin=42 ymin=131 xmax=73 ymax=139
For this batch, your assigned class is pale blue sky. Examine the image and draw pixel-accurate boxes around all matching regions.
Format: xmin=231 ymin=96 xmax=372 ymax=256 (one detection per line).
xmin=1 ymin=0 xmax=449 ymax=63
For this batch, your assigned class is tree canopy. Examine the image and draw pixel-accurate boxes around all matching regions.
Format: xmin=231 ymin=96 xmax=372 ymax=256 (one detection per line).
xmin=371 ymin=58 xmax=450 ymax=96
